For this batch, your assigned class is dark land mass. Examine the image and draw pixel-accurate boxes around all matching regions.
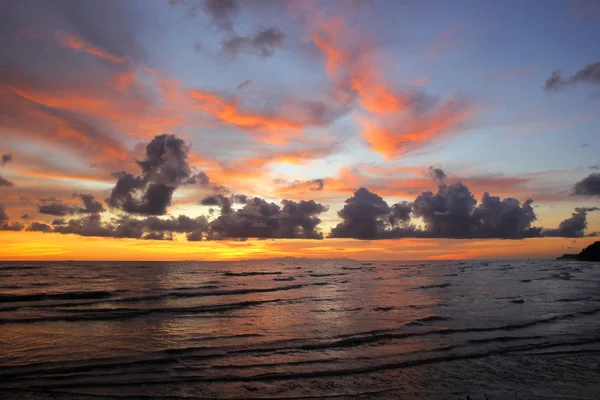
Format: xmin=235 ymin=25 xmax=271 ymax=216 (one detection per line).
xmin=557 ymin=241 xmax=600 ymax=262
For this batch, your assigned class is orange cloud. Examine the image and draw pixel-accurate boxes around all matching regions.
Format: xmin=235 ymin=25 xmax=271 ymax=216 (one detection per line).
xmin=308 ymin=9 xmax=407 ymax=115
xmin=297 ymin=4 xmax=474 ymax=159
xmin=362 ymin=98 xmax=474 ymax=159
xmin=188 ymin=90 xmax=306 ymax=144
xmin=56 ymin=32 xmax=127 ymax=64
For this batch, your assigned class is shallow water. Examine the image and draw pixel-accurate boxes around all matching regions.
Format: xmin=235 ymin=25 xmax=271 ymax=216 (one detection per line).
xmin=1 ymin=259 xmax=599 ymax=399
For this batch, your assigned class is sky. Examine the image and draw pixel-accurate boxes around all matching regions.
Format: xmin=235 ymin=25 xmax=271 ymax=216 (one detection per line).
xmin=1 ymin=0 xmax=599 ymax=261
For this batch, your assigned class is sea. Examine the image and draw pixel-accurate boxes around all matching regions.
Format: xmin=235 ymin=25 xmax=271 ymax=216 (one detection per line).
xmin=0 ymin=259 xmax=599 ymax=400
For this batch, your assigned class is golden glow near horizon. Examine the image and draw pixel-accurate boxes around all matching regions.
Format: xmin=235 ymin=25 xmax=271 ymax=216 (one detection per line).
xmin=1 ymin=1 xmax=599 ymax=261
xmin=1 ymin=232 xmax=595 ymax=261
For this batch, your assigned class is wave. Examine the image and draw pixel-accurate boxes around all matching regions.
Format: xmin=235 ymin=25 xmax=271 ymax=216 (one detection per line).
xmin=373 ymin=306 xmax=394 ymax=312
xmin=0 ymin=291 xmax=117 ymax=303
xmin=0 ymin=299 xmax=284 ymax=324
xmin=5 ymin=337 xmax=599 ymax=389
xmin=223 ymin=271 xmax=283 ymax=277
xmin=273 ymin=277 xmax=296 ymax=281
xmin=419 ymin=283 xmax=451 ymax=289
xmin=405 ymin=315 xmax=451 ymax=326
xmin=0 ymin=266 xmax=40 ymax=271
xmin=6 ymin=282 xmax=331 ymax=311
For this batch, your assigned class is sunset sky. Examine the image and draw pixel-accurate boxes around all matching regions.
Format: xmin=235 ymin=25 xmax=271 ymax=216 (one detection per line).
xmin=1 ymin=0 xmax=599 ymax=261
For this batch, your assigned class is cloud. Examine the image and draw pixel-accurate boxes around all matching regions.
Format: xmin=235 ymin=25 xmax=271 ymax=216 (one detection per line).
xmin=428 ymin=166 xmax=447 ymax=183
xmin=222 ymin=28 xmax=286 ymax=58
xmin=0 ymin=175 xmax=13 ymax=187
xmin=1 ymin=203 xmax=23 ymax=231
xmin=300 ymin=6 xmax=474 ymax=159
xmin=203 ymin=0 xmax=238 ymax=29
xmin=362 ymin=97 xmax=473 ymax=160
xmin=543 ymin=207 xmax=599 ymax=238
xmin=184 ymin=172 xmax=210 ymax=186
xmin=187 ymin=89 xmax=309 ymax=143
xmin=207 ymin=197 xmax=328 ymax=240
xmin=56 ymin=32 xmax=127 ymax=64
xmin=199 ymin=193 xmax=249 ymax=219
xmin=1 ymin=153 xmax=12 ymax=166
xmin=237 ymin=79 xmax=252 ymax=91
xmin=329 ymin=188 xmax=393 ymax=239
xmin=573 ymin=173 xmax=600 ymax=196
xmin=53 ymin=213 xmax=113 ymax=237
xmin=0 ymin=205 xmax=8 ymax=221
xmin=9 ymin=166 xmax=597 ymax=241
xmin=329 ymin=169 xmax=577 ymax=240
xmin=544 ymin=62 xmax=600 ymax=91
xmin=1 ymin=221 xmax=24 ymax=231
xmin=76 ymin=194 xmax=105 ymax=213
xmin=412 ymin=182 xmax=478 ymax=238
xmin=108 ymin=134 xmax=196 ymax=215
xmin=27 ymin=222 xmax=53 ymax=232
xmin=38 ymin=194 xmax=104 ymax=216
xmin=274 ymin=178 xmax=325 ymax=193
xmin=472 ymin=193 xmax=540 ymax=239
xmin=21 ymin=214 xmax=30 ymax=220
xmin=38 ymin=202 xmax=75 ymax=216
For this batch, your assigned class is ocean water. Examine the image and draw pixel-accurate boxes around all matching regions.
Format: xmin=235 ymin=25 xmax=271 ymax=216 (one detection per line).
xmin=0 ymin=259 xmax=599 ymax=400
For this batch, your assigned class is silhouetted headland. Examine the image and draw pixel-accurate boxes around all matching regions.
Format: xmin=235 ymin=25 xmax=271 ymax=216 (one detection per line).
xmin=557 ymin=241 xmax=600 ymax=261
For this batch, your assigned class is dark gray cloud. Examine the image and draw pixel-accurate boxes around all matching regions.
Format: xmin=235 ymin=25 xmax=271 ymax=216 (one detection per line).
xmin=38 ymin=202 xmax=75 ymax=216
xmin=143 ymin=231 xmax=174 ymax=241
xmin=330 ymin=188 xmax=392 ymax=240
xmin=108 ymin=134 xmax=196 ymax=215
xmin=184 ymin=172 xmax=210 ymax=186
xmin=544 ymin=62 xmax=600 ymax=91
xmin=38 ymin=194 xmax=104 ymax=216
xmin=573 ymin=173 xmax=600 ymax=196
xmin=222 ymin=27 xmax=286 ymax=58
xmin=0 ymin=205 xmax=8 ymax=221
xmin=0 ymin=153 xmax=12 ymax=186
xmin=1 ymin=221 xmax=24 ymax=231
xmin=389 ymin=201 xmax=412 ymax=225
xmin=52 ymin=212 xmax=209 ymax=241
xmin=330 ymin=170 xmax=583 ymax=240
xmin=42 ymin=194 xmax=327 ymax=241
xmin=310 ymin=179 xmax=325 ymax=191
xmin=208 ymin=198 xmax=328 ymax=240
xmin=27 ymin=222 xmax=53 ymax=232
xmin=53 ymin=214 xmax=113 ymax=237
xmin=200 ymin=193 xmax=248 ymax=216
xmin=1 ymin=153 xmax=11 ymax=166
xmin=412 ymin=182 xmax=477 ymax=238
xmin=203 ymin=0 xmax=238 ymax=30
xmin=21 ymin=213 xmax=30 ymax=220
xmin=472 ymin=193 xmax=541 ymax=239
xmin=237 ymin=79 xmax=252 ymax=91
xmin=0 ymin=175 xmax=13 ymax=187
xmin=543 ymin=207 xmax=599 ymax=238
xmin=544 ymin=71 xmax=565 ymax=91
xmin=170 ymin=0 xmax=239 ymax=31
xmin=428 ymin=166 xmax=447 ymax=183
xmin=76 ymin=194 xmax=105 ymax=213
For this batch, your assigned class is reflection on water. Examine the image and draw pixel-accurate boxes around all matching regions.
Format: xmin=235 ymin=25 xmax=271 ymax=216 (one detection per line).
xmin=1 ymin=259 xmax=599 ymax=399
